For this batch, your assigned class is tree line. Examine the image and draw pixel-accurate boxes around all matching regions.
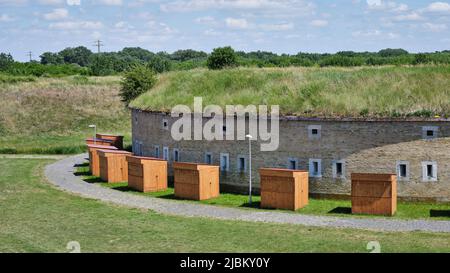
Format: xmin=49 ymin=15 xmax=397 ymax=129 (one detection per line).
xmin=1 ymin=46 xmax=450 ymax=77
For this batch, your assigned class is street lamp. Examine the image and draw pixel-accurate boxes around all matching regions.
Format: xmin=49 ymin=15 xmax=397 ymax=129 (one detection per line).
xmin=246 ymin=134 xmax=253 ymax=205
xmin=89 ymin=125 xmax=97 ymax=145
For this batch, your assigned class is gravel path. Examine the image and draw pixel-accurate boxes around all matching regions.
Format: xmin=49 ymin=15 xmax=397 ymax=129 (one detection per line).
xmin=45 ymin=154 xmax=450 ymax=233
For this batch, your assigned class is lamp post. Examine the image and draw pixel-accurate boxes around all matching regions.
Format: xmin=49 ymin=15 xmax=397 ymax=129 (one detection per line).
xmin=89 ymin=125 xmax=97 ymax=145
xmin=246 ymin=134 xmax=253 ymax=205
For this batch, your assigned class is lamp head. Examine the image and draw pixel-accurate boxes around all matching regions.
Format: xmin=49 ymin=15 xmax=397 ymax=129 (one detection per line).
xmin=89 ymin=125 xmax=96 ymax=128
xmin=246 ymin=134 xmax=253 ymax=139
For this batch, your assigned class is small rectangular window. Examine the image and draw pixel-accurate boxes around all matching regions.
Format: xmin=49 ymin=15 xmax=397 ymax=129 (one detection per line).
xmin=163 ymin=147 xmax=169 ymax=161
xmin=308 ymin=125 xmax=322 ymax=140
xmin=220 ymin=153 xmax=229 ymax=172
xmin=173 ymin=149 xmax=179 ymax=162
xmin=287 ymin=158 xmax=298 ymax=170
xmin=162 ymin=119 xmax=169 ymax=130
xmin=422 ymin=161 xmax=437 ymax=182
xmin=399 ymin=164 xmax=407 ymax=177
xmin=237 ymin=156 xmax=246 ymax=173
xmin=396 ymin=161 xmax=410 ymax=181
xmin=205 ymin=153 xmax=212 ymax=165
xmin=336 ymin=163 xmax=343 ymax=176
xmin=333 ymin=160 xmax=345 ymax=179
xmin=154 ymin=145 xmax=160 ymax=158
xmin=422 ymin=126 xmax=438 ymax=140
xmin=309 ymin=159 xmax=322 ymax=178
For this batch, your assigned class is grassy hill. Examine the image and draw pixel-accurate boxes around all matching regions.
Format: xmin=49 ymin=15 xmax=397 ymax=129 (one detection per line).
xmin=0 ymin=76 xmax=130 ymax=154
xmin=131 ymin=65 xmax=450 ymax=118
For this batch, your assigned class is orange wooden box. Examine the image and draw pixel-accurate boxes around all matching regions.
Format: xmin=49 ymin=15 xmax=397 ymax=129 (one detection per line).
xmin=351 ymin=173 xmax=397 ymax=216
xmin=98 ymin=150 xmax=133 ymax=183
xmin=86 ymin=138 xmax=114 ymax=147
xmin=96 ymin=134 xmax=124 ymax=150
xmin=173 ymin=162 xmax=220 ymax=201
xmin=259 ymin=168 xmax=309 ymax=211
xmin=87 ymin=144 xmax=118 ymax=177
xmin=126 ymin=156 xmax=168 ymax=193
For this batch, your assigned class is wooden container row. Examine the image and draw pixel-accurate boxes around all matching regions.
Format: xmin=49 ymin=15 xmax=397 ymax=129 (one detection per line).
xmin=86 ymin=133 xmax=124 ymax=150
xmin=87 ymin=143 xmax=398 ymax=215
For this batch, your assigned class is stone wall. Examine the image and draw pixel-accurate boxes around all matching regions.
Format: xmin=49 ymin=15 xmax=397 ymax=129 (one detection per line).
xmin=132 ymin=109 xmax=450 ymax=202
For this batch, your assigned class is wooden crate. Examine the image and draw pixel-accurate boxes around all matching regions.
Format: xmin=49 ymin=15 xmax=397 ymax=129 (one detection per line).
xmin=96 ymin=134 xmax=124 ymax=150
xmin=98 ymin=150 xmax=133 ymax=183
xmin=87 ymin=144 xmax=118 ymax=177
xmin=126 ymin=156 xmax=168 ymax=192
xmin=351 ymin=173 xmax=397 ymax=216
xmin=86 ymin=138 xmax=114 ymax=147
xmin=173 ymin=162 xmax=220 ymax=201
xmin=259 ymin=168 xmax=309 ymax=211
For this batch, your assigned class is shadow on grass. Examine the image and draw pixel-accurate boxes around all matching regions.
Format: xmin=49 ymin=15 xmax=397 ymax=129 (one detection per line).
xmin=74 ymin=163 xmax=89 ymax=168
xmin=84 ymin=177 xmax=104 ymax=184
xmin=240 ymin=201 xmax=262 ymax=209
xmin=328 ymin=207 xmax=352 ymax=215
xmin=430 ymin=210 xmax=450 ymax=218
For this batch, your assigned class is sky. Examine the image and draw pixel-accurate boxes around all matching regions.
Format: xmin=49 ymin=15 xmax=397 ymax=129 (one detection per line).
xmin=1 ymin=0 xmax=450 ymax=62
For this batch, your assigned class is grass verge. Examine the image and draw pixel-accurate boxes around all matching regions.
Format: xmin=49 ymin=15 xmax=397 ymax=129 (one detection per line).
xmin=1 ymin=157 xmax=450 ymax=252
xmin=76 ymin=163 xmax=450 ymax=221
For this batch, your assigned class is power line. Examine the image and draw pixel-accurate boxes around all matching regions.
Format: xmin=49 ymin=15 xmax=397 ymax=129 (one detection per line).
xmin=27 ymin=51 xmax=33 ymax=62
xmin=93 ymin=40 xmax=104 ymax=53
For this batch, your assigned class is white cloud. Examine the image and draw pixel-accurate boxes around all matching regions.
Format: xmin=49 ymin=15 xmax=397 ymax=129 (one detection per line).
xmin=97 ymin=0 xmax=122 ymax=5
xmin=425 ymin=2 xmax=450 ymax=12
xmin=225 ymin=17 xmax=249 ymax=29
xmin=160 ymin=0 xmax=316 ymax=18
xmin=194 ymin=16 xmax=217 ymax=25
xmin=393 ymin=12 xmax=423 ymax=21
xmin=366 ymin=0 xmax=408 ymax=12
xmin=49 ymin=20 xmax=103 ymax=30
xmin=260 ymin=22 xmax=294 ymax=31
xmin=423 ymin=22 xmax=448 ymax=32
xmin=44 ymin=8 xmax=68 ymax=20
xmin=38 ymin=0 xmax=64 ymax=5
xmin=66 ymin=0 xmax=80 ymax=6
xmin=309 ymin=19 xmax=328 ymax=27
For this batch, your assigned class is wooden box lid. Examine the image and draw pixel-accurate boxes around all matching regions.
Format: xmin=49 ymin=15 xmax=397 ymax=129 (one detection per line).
xmin=260 ymin=168 xmax=308 ymax=178
xmin=173 ymin=162 xmax=219 ymax=171
xmin=87 ymin=144 xmax=118 ymax=150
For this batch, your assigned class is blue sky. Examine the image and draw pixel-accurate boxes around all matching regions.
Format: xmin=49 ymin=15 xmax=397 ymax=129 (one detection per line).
xmin=1 ymin=0 xmax=450 ymax=61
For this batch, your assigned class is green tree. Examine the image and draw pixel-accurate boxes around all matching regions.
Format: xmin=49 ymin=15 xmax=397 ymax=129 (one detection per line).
xmin=0 ymin=53 xmax=14 ymax=70
xmin=120 ymin=64 xmax=157 ymax=106
xmin=170 ymin=49 xmax=207 ymax=62
xmin=147 ymin=55 xmax=171 ymax=73
xmin=207 ymin=46 xmax=238 ymax=70
xmin=59 ymin=46 xmax=93 ymax=66
xmin=378 ymin=48 xmax=409 ymax=57
xmin=40 ymin=52 xmax=63 ymax=65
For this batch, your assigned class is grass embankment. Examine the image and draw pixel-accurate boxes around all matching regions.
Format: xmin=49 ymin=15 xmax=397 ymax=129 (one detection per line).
xmin=0 ymin=76 xmax=130 ymax=154
xmin=76 ymin=164 xmax=450 ymax=221
xmin=2 ymin=158 xmax=450 ymax=253
xmin=131 ymin=66 xmax=450 ymax=118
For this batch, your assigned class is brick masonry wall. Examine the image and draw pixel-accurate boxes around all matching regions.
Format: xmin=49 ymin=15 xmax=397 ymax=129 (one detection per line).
xmin=132 ymin=109 xmax=450 ymax=202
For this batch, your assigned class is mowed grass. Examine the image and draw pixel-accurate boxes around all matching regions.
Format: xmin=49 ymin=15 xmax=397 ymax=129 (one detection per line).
xmin=76 ymin=164 xmax=450 ymax=221
xmin=131 ymin=66 xmax=450 ymax=117
xmin=0 ymin=76 xmax=130 ymax=154
xmin=2 ymin=158 xmax=450 ymax=253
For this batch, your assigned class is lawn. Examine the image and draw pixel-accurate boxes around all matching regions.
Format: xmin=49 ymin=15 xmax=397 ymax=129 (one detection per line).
xmin=0 ymin=76 xmax=130 ymax=154
xmin=76 ymin=163 xmax=450 ymax=221
xmin=131 ymin=66 xmax=450 ymax=118
xmin=2 ymin=157 xmax=450 ymax=253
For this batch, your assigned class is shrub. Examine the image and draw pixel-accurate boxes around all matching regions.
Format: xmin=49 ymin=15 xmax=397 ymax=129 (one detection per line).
xmin=120 ymin=64 xmax=157 ymax=106
xmin=207 ymin=46 xmax=238 ymax=70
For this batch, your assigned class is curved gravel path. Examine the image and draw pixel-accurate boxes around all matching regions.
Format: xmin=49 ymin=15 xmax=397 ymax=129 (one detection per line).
xmin=45 ymin=154 xmax=450 ymax=233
